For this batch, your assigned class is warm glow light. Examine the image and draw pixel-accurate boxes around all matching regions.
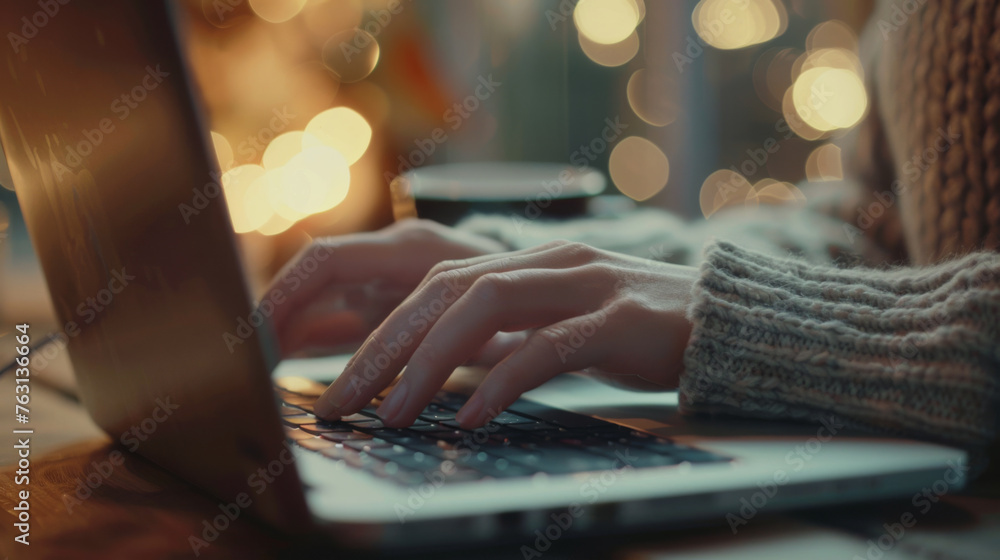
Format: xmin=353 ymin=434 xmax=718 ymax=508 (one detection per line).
xmin=797 ymin=48 xmax=863 ymax=78
xmin=627 ymin=69 xmax=679 ymax=127
xmin=281 ymin=145 xmax=351 ymax=214
xmin=753 ymin=179 xmax=806 ymax=205
xmin=806 ymin=20 xmax=858 ymax=53
xmin=699 ymin=169 xmax=756 ymax=218
xmin=210 ymin=131 xmax=234 ymax=171
xmin=322 ymin=28 xmax=381 ymax=83
xmin=249 ymin=0 xmax=307 ymax=23
xmin=782 ymin=87 xmax=826 ymax=141
xmin=693 ymin=0 xmax=787 ymax=50
xmin=805 ymin=143 xmax=844 ymax=182
xmin=304 ymin=107 xmax=372 ymax=165
xmin=578 ymin=30 xmax=639 ymax=67
xmin=792 ymin=67 xmax=867 ymax=131
xmin=221 ymin=164 xmax=270 ymax=233
xmin=256 ymin=214 xmax=296 ymax=236
xmin=262 ymin=131 xmax=310 ymax=170
xmin=573 ymin=0 xmax=641 ymax=45
xmin=609 ymin=136 xmax=670 ymax=201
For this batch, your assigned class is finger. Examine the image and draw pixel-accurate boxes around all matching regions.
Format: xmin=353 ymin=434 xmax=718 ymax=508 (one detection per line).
xmin=281 ymin=311 xmax=367 ymax=356
xmin=455 ymin=310 xmax=615 ymax=428
xmin=465 ymin=331 xmax=529 ymax=367
xmin=374 ymin=268 xmax=601 ymax=426
xmin=266 ymin=237 xmax=420 ymax=336
xmin=412 ymin=240 xmax=597 ymax=293
xmin=276 ymin=282 xmax=412 ymax=354
xmin=315 ymin=253 xmax=609 ymax=419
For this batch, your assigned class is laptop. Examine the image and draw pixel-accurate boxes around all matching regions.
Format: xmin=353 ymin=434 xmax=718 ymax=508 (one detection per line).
xmin=0 ymin=0 xmax=967 ymax=552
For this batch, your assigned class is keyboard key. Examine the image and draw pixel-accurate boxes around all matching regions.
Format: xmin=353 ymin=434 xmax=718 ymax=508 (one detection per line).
xmin=352 ymin=418 xmax=387 ymax=430
xmin=296 ymin=437 xmax=337 ymax=452
xmin=340 ymin=413 xmax=380 ymax=425
xmin=284 ymin=428 xmax=316 ymax=441
xmin=298 ymin=422 xmax=354 ymax=434
xmin=320 ymin=431 xmax=373 ymax=443
xmin=418 ymin=410 xmax=457 ymax=422
xmin=507 ymin=400 xmax=607 ymax=428
xmin=282 ymin=395 xmax=317 ymax=407
xmin=274 ymin=377 xmax=327 ymax=396
xmin=408 ymin=424 xmax=455 ymax=433
xmin=507 ymin=421 xmax=560 ymax=432
xmin=431 ymin=391 xmax=469 ymax=409
xmin=282 ymin=415 xmax=319 ymax=426
xmin=488 ymin=411 xmax=536 ymax=425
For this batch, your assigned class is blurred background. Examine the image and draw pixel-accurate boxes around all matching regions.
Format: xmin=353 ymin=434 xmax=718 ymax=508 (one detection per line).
xmin=0 ymin=0 xmax=875 ymax=330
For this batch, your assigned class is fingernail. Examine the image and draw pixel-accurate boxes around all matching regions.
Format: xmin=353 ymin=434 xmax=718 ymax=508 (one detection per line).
xmin=376 ymin=380 xmax=408 ymax=423
xmin=314 ymin=379 xmax=356 ymax=419
xmin=455 ymin=392 xmax=485 ymax=427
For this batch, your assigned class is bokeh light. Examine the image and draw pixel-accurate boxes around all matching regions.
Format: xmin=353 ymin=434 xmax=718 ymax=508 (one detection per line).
xmin=791 ymin=67 xmax=867 ymax=131
xmin=693 ymin=0 xmax=787 ymax=50
xmin=210 ymin=131 xmax=234 ymax=171
xmin=221 ymin=164 xmax=269 ymax=233
xmin=752 ymin=178 xmax=806 ymax=205
xmin=609 ymin=136 xmax=670 ymax=201
xmin=805 ymin=143 xmax=844 ymax=182
xmin=249 ymin=0 xmax=307 ymax=24
xmin=283 ymin=145 xmax=351 ymax=213
xmin=806 ymin=19 xmax=858 ymax=52
xmin=627 ymin=69 xmax=680 ymax=127
xmin=578 ymin=30 xmax=639 ymax=67
xmin=262 ymin=131 xmax=310 ymax=170
xmin=304 ymin=107 xmax=372 ymax=165
xmin=573 ymin=0 xmax=642 ymax=45
xmin=699 ymin=169 xmax=757 ymax=219
xmin=322 ymin=28 xmax=381 ymax=83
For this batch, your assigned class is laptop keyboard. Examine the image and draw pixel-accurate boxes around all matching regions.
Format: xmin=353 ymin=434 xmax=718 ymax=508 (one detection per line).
xmin=275 ymin=377 xmax=730 ymax=486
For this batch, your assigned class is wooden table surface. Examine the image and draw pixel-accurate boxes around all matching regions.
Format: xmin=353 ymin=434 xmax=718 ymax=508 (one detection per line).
xmin=2 ymin=361 xmax=999 ymax=560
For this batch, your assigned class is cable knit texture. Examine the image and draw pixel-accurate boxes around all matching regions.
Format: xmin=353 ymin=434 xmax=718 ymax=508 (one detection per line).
xmin=682 ymin=241 xmax=1000 ymax=448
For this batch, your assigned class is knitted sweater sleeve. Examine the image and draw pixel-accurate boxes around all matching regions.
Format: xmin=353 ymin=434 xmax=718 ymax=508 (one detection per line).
xmin=681 ymin=240 xmax=1000 ymax=448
